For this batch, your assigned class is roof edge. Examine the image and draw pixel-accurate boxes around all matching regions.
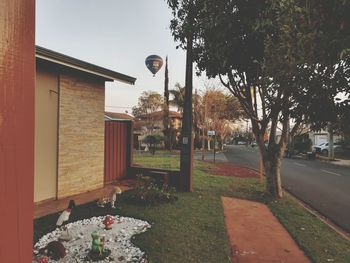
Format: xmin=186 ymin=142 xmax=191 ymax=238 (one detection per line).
xmin=36 ymin=46 xmax=136 ymax=85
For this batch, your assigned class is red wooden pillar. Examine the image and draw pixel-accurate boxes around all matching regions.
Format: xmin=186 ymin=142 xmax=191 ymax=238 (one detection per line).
xmin=0 ymin=0 xmax=35 ymax=262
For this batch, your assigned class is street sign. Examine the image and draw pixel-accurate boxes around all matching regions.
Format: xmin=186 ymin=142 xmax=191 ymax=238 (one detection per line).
xmin=207 ymin=130 xmax=215 ymax=136
xmin=183 ymin=137 xmax=188 ymax=144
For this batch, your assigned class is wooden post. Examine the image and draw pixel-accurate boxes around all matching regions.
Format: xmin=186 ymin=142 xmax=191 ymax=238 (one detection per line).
xmin=214 ymin=134 xmax=216 ymax=163
xmin=0 ymin=0 xmax=35 ymax=261
xmin=260 ymin=158 xmax=263 ymax=183
xmin=180 ymin=25 xmax=194 ymax=192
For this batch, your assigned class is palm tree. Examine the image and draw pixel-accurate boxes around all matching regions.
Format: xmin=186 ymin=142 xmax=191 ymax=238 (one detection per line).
xmin=169 ymin=82 xmax=185 ymax=114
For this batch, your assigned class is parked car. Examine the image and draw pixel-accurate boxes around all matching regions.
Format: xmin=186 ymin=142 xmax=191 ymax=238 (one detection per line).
xmin=313 ymin=142 xmax=343 ymax=155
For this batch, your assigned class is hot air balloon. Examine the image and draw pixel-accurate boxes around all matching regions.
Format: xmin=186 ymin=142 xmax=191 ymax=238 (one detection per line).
xmin=145 ymin=55 xmax=163 ymax=76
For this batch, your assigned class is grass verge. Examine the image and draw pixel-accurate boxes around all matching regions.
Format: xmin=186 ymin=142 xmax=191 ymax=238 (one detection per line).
xmin=34 ymin=154 xmax=350 ymax=263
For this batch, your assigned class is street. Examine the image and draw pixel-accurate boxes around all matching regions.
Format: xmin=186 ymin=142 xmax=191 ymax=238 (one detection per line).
xmin=196 ymin=145 xmax=350 ymax=233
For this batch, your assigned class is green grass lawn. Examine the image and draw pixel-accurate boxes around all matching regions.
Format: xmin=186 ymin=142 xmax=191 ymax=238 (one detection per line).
xmin=130 ymin=154 xmax=350 ymax=263
xmin=34 ymin=154 xmax=350 ymax=263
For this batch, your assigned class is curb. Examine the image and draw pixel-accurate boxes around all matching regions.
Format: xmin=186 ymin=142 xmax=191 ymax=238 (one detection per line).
xmin=316 ymin=155 xmax=350 ymax=167
xmin=284 ymin=190 xmax=350 ymax=241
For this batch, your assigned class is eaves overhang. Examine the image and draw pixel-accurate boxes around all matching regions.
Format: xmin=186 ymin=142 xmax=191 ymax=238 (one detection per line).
xmin=35 ymin=46 xmax=136 ymax=85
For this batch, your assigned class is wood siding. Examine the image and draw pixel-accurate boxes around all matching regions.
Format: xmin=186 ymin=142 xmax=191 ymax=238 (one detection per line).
xmin=58 ymin=72 xmax=105 ymax=198
xmin=0 ymin=0 xmax=35 ymax=261
xmin=104 ymin=121 xmax=131 ymax=183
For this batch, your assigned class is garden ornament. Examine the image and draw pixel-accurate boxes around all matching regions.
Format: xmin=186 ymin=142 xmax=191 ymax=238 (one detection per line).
xmin=58 ymin=227 xmax=72 ymax=242
xmin=38 ymin=241 xmax=66 ymax=260
xmin=111 ymin=186 xmax=122 ymax=208
xmin=56 ymin=199 xmax=75 ymax=241
xmin=36 ymin=256 xmax=49 ymax=263
xmin=91 ymin=231 xmax=105 ymax=255
xmin=88 ymin=230 xmax=111 ymax=260
xmin=56 ymin=200 xmax=75 ymax=227
xmin=97 ymin=186 xmax=122 ymax=208
xmin=103 ymin=215 xmax=114 ymax=230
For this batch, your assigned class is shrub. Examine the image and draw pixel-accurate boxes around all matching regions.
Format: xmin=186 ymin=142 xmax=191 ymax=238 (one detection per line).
xmin=122 ymin=175 xmax=177 ymax=206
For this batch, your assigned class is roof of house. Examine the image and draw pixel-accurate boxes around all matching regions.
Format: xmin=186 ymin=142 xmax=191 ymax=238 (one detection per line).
xmin=139 ymin=110 xmax=182 ymax=119
xmin=36 ymin=46 xmax=136 ymax=84
xmin=105 ymin=112 xmax=134 ymax=121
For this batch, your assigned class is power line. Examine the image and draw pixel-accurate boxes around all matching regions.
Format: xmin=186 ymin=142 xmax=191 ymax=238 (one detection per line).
xmin=105 ymin=105 xmax=134 ymax=109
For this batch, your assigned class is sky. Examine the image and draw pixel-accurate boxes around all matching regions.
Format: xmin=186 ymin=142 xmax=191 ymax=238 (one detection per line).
xmin=36 ymin=0 xmax=208 ymax=114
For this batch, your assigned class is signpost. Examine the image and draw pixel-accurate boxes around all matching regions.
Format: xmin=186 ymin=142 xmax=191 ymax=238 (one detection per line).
xmin=207 ymin=130 xmax=215 ymax=136
xmin=207 ymin=131 xmax=216 ymax=163
xmin=138 ymin=135 xmax=142 ymax=154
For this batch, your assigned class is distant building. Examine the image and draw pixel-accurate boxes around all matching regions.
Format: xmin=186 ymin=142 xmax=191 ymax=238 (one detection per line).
xmin=105 ymin=111 xmax=134 ymax=121
xmin=134 ymin=110 xmax=182 ymax=134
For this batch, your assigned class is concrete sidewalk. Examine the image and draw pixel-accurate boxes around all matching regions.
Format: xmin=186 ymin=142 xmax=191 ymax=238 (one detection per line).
xmin=222 ymin=197 xmax=311 ymax=263
xmin=317 ymin=155 xmax=350 ymax=167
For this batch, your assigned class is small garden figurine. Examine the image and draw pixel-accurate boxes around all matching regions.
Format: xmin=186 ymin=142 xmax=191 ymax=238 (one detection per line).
xmin=103 ymin=215 xmax=114 ymax=230
xmin=88 ymin=230 xmax=111 ymax=260
xmin=36 ymin=256 xmax=49 ymax=263
xmin=111 ymin=186 xmax=122 ymax=208
xmin=91 ymin=231 xmax=104 ymax=255
xmin=56 ymin=200 xmax=75 ymax=227
xmin=56 ymin=200 xmax=75 ymax=241
xmin=38 ymin=241 xmax=66 ymax=260
xmin=97 ymin=186 xmax=122 ymax=208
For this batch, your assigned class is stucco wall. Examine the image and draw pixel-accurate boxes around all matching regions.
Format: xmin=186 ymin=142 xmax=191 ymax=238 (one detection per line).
xmin=58 ymin=72 xmax=105 ymax=198
xmin=34 ymin=68 xmax=59 ymax=202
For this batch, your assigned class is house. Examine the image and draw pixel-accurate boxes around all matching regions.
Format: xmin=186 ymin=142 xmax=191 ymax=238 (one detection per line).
xmin=105 ymin=111 xmax=135 ymax=121
xmin=134 ymin=110 xmax=182 ymax=134
xmin=34 ymin=46 xmax=136 ymax=203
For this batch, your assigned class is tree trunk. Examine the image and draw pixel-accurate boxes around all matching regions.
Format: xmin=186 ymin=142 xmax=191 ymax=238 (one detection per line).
xmin=263 ymin=154 xmax=283 ymax=198
xmin=201 ymin=128 xmax=205 ymax=161
xmin=328 ymin=124 xmax=334 ymax=160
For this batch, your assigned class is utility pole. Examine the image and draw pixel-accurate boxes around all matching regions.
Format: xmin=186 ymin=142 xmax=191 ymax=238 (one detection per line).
xmin=180 ymin=6 xmax=194 ymax=192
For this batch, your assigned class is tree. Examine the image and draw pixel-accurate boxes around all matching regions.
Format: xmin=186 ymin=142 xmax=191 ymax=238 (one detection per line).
xmin=262 ymin=1 xmax=350 ymax=160
xmin=168 ymin=0 xmax=202 ymax=192
xmin=202 ymin=88 xmax=243 ymax=150
xmin=163 ymin=56 xmax=172 ymax=150
xmin=168 ymin=0 xmax=349 ymax=197
xmin=169 ymin=82 xmax=185 ymax=114
xmin=132 ymin=91 xmax=163 ymax=134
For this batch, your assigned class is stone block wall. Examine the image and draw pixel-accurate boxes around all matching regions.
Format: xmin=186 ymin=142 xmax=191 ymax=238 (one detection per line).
xmin=58 ymin=72 xmax=105 ymax=198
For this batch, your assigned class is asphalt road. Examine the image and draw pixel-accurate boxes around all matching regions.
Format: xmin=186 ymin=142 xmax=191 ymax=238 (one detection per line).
xmin=210 ymin=145 xmax=350 ymax=233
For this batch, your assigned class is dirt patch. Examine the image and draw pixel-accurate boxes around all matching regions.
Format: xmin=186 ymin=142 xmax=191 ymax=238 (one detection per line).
xmin=222 ymin=197 xmax=311 ymax=263
xmin=204 ymin=162 xmax=259 ymax=178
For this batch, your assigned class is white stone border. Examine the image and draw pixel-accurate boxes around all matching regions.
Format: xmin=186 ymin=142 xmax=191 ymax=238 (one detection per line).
xmin=33 ymin=215 xmax=151 ymax=262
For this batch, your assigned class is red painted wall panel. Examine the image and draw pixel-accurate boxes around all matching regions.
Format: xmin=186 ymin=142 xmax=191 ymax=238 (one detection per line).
xmin=0 ymin=0 xmax=35 ymax=262
xmin=104 ymin=121 xmax=131 ymax=183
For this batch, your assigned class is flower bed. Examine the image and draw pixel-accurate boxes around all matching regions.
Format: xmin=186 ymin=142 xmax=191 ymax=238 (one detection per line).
xmin=33 ymin=216 xmax=151 ymax=262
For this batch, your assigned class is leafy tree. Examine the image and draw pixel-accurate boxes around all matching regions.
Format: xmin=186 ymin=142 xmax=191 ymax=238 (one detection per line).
xmin=262 ymin=0 xmax=350 ymax=159
xmin=168 ymin=0 xmax=349 ymax=197
xmin=132 ymin=91 xmax=163 ymax=134
xmin=202 ymin=88 xmax=243 ymax=150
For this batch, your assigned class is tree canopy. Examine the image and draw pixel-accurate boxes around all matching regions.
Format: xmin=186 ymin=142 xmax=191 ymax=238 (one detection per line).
xmin=167 ymin=0 xmax=350 ymax=197
xmin=132 ymin=91 xmax=163 ymax=118
xmin=169 ymin=82 xmax=185 ymax=114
